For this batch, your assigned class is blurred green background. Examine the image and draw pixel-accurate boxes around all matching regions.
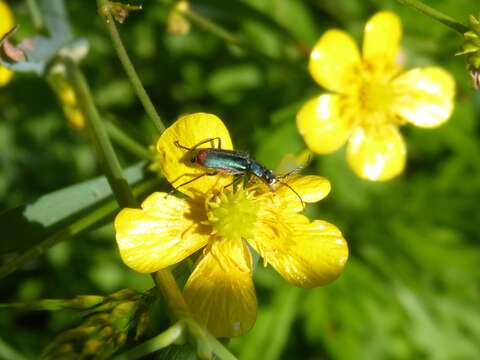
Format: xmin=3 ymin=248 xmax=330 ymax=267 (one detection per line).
xmin=1 ymin=0 xmax=480 ymax=358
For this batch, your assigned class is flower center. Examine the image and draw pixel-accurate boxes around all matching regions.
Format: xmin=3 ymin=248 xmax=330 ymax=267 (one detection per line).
xmin=358 ymin=78 xmax=393 ymax=114
xmin=207 ymin=189 xmax=258 ymax=240
xmin=343 ymin=64 xmax=397 ymax=128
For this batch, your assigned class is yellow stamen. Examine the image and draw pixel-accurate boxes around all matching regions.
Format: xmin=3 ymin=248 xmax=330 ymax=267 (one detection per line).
xmin=345 ymin=66 xmax=396 ymax=127
xmin=207 ymin=189 xmax=258 ymax=240
xmin=358 ymin=80 xmax=393 ymax=113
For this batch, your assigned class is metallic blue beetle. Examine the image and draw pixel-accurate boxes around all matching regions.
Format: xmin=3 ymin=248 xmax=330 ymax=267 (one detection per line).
xmin=173 ymin=137 xmax=304 ymax=206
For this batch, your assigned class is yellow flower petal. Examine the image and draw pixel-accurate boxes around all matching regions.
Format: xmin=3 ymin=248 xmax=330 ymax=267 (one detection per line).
xmin=0 ymin=0 xmax=14 ymax=87
xmin=184 ymin=238 xmax=256 ymax=338
xmin=363 ymin=11 xmax=402 ymax=68
xmin=0 ymin=66 xmax=13 ymax=86
xmin=347 ymin=125 xmax=406 ymax=181
xmin=392 ymin=67 xmax=455 ymax=128
xmin=275 ymin=175 xmax=331 ymax=212
xmin=296 ymin=95 xmax=352 ymax=154
xmin=0 ymin=0 xmax=14 ymax=37
xmin=157 ymin=113 xmax=234 ymax=197
xmin=114 ymin=192 xmax=209 ymax=273
xmin=309 ymin=30 xmax=360 ymax=92
xmin=251 ymin=213 xmax=348 ymax=288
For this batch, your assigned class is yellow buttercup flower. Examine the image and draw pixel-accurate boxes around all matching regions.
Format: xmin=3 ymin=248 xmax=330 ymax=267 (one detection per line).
xmin=114 ymin=113 xmax=348 ymax=337
xmin=297 ymin=11 xmax=455 ymax=181
xmin=0 ymin=0 xmax=14 ymax=86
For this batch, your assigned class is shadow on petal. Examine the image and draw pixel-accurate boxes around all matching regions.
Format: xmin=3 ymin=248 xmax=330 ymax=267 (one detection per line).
xmin=184 ymin=239 xmax=257 ymax=338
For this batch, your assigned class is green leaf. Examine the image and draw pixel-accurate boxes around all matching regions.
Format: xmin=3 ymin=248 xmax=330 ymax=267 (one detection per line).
xmin=0 ymin=163 xmax=145 ymax=255
xmin=156 ymin=344 xmax=198 ymax=360
xmin=206 ymin=63 xmax=262 ymax=103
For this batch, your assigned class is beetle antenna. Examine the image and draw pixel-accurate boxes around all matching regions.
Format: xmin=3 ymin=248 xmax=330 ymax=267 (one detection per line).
xmin=277 ymin=180 xmax=305 ymax=209
xmin=277 ymin=154 xmax=312 ymax=180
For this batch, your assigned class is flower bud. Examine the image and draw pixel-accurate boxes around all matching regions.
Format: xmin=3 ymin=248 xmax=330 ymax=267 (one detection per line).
xmin=98 ymin=1 xmax=142 ymax=24
xmin=457 ymin=15 xmax=480 ymax=89
xmin=167 ymin=1 xmax=191 ymax=36
xmin=134 ymin=309 xmax=151 ymax=340
xmin=42 ymin=289 xmax=152 ymax=359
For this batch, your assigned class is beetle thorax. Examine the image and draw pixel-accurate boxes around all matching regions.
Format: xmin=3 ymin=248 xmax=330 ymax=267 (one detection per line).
xmin=193 ymin=149 xmax=209 ymax=165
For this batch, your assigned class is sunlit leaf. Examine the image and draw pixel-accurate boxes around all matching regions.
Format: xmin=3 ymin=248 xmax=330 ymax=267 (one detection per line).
xmin=0 ymin=163 xmax=145 ymax=255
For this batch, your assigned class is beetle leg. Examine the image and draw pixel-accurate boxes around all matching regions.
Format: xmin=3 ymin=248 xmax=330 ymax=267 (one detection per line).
xmin=222 ymin=174 xmax=243 ymax=192
xmin=213 ymin=137 xmax=222 ymax=149
xmin=166 ymin=171 xmax=218 ymax=197
xmin=242 ymin=174 xmax=251 ymax=189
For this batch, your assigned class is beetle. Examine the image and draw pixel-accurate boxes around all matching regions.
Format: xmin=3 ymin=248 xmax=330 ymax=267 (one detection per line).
xmin=172 ymin=137 xmax=305 ymax=207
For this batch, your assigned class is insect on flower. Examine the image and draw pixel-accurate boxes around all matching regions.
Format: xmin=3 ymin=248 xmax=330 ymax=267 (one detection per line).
xmin=173 ymin=137 xmax=306 ymax=207
xmin=116 ymin=113 xmax=348 ymax=337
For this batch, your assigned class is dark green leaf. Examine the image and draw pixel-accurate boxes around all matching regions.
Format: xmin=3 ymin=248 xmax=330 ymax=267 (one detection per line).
xmin=0 ymin=163 xmax=145 ymax=255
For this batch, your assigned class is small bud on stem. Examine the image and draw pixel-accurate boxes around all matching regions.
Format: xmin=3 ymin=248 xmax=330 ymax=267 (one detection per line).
xmin=98 ymin=1 xmax=142 ymax=24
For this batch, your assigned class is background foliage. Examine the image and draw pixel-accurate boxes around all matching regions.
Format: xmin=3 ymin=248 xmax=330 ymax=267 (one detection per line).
xmin=1 ymin=0 xmax=480 ymax=358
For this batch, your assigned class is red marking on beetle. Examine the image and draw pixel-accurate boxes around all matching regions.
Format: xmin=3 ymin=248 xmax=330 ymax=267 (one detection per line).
xmin=195 ymin=149 xmax=209 ymax=165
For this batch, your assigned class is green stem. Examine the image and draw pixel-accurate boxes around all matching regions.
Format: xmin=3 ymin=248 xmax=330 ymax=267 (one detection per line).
xmin=0 ymin=338 xmax=27 ymax=360
xmin=96 ymin=0 xmax=165 ymax=133
xmin=183 ymin=8 xmax=242 ymax=47
xmin=26 ymin=0 xmax=44 ymax=31
xmin=0 ymin=178 xmax=158 ymax=279
xmin=152 ymin=270 xmax=190 ymax=320
xmin=181 ymin=7 xmax=301 ymax=69
xmin=395 ymin=0 xmax=468 ymax=33
xmin=204 ymin=331 xmax=238 ymax=360
xmin=151 ymin=272 xmax=238 ymax=360
xmin=65 ymin=59 xmax=137 ymax=208
xmin=114 ymin=322 xmax=185 ymax=360
xmin=106 ymin=121 xmax=152 ymax=161
xmin=182 ymin=319 xmax=237 ymax=360
xmin=0 ymin=297 xmax=103 ymax=311
xmin=152 ymin=271 xmax=210 ymax=357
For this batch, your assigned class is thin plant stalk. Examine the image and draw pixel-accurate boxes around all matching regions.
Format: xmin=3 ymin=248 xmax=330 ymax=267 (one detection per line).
xmin=106 ymin=121 xmax=152 ymax=161
xmin=152 ymin=271 xmax=239 ymax=359
xmin=26 ymin=0 xmax=44 ymax=31
xmin=395 ymin=0 xmax=468 ymax=33
xmin=113 ymin=322 xmax=185 ymax=360
xmin=65 ymin=59 xmax=137 ymax=208
xmin=153 ymin=270 xmax=191 ymax=320
xmin=180 ymin=7 xmax=303 ymax=70
xmin=152 ymin=272 xmax=209 ymax=356
xmin=96 ymin=0 xmax=165 ymax=133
